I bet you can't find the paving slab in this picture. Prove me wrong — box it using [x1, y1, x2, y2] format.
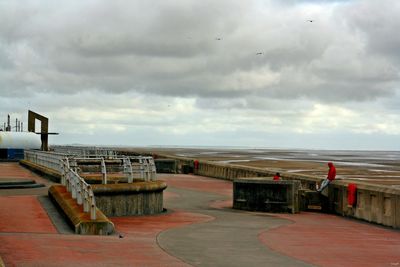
[0, 195, 57, 233]
[261, 212, 400, 267]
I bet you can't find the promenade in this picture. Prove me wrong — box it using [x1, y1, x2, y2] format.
[0, 162, 399, 266]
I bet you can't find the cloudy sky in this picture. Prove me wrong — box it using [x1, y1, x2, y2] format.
[1, 0, 400, 150]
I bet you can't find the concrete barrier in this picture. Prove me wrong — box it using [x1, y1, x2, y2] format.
[91, 181, 167, 216]
[152, 154, 400, 229]
[330, 181, 400, 228]
[233, 178, 300, 213]
[154, 159, 178, 173]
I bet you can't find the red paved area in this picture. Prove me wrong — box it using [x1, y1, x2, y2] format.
[1, 165, 400, 266]
[0, 162, 50, 185]
[0, 211, 212, 266]
[0, 164, 214, 266]
[260, 212, 400, 267]
[0, 163, 37, 179]
[162, 174, 400, 267]
[0, 196, 57, 233]
[160, 174, 232, 196]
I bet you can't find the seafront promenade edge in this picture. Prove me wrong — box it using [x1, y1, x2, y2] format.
[144, 152, 400, 229]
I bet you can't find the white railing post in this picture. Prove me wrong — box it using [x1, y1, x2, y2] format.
[149, 158, 156, 181]
[77, 179, 83, 205]
[89, 190, 96, 220]
[71, 174, 77, 199]
[144, 158, 151, 181]
[139, 158, 145, 180]
[60, 160, 65, 185]
[101, 158, 107, 184]
[66, 171, 71, 192]
[123, 157, 133, 183]
[83, 185, 89, 212]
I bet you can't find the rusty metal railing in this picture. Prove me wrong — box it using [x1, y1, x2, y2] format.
[70, 156, 157, 183]
[24, 151, 157, 183]
[24, 150, 65, 173]
[61, 158, 97, 220]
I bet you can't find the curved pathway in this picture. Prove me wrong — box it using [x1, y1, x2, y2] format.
[160, 174, 400, 267]
[159, 187, 310, 266]
[158, 174, 311, 266]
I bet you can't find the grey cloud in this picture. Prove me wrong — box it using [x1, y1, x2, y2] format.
[344, 1, 400, 62]
[1, 0, 400, 104]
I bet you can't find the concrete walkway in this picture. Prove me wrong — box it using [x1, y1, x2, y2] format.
[1, 163, 400, 266]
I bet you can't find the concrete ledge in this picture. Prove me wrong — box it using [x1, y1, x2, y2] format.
[91, 181, 167, 216]
[80, 173, 143, 184]
[20, 159, 61, 183]
[48, 185, 115, 235]
[91, 180, 167, 194]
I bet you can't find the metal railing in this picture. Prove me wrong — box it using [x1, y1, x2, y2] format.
[24, 150, 157, 184]
[122, 156, 157, 182]
[52, 145, 117, 158]
[24, 150, 65, 173]
[61, 158, 97, 220]
[70, 156, 157, 183]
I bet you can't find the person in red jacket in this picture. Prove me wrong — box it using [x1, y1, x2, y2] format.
[317, 162, 336, 192]
[273, 172, 281, 181]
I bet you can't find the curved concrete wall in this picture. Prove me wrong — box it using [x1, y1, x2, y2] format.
[92, 181, 167, 216]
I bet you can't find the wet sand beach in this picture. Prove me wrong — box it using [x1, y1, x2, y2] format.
[119, 147, 400, 187]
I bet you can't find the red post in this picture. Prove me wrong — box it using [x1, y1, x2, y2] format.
[347, 183, 357, 207]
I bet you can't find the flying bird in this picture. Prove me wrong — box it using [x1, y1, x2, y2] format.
[306, 20, 314, 22]
[256, 52, 263, 55]
[215, 37, 222, 41]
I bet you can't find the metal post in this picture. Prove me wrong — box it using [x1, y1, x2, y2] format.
[7, 114, 10, 131]
[71, 173, 77, 199]
[101, 158, 107, 184]
[144, 158, 150, 181]
[139, 158, 145, 180]
[61, 160, 66, 185]
[124, 157, 133, 183]
[83, 186, 89, 212]
[77, 180, 82, 205]
[89, 190, 96, 220]
[66, 171, 71, 192]
[150, 158, 157, 181]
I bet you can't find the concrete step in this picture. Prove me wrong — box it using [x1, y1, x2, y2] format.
[0, 178, 45, 189]
[48, 185, 114, 235]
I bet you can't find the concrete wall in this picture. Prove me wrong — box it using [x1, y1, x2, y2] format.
[233, 178, 300, 213]
[330, 182, 400, 228]
[91, 181, 167, 217]
[157, 155, 400, 229]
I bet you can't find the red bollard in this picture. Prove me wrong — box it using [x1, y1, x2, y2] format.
[347, 183, 357, 207]
[194, 160, 199, 175]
